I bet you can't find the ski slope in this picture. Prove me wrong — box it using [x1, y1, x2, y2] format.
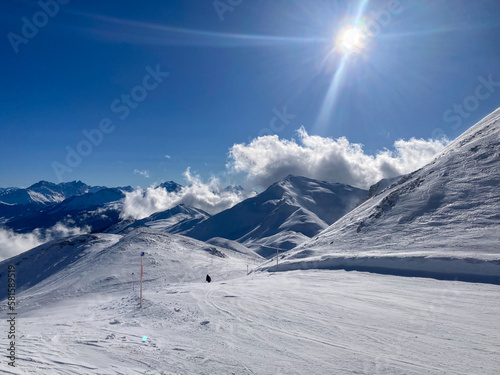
[0, 268, 498, 374]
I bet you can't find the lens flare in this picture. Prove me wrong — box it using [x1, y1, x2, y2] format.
[338, 26, 366, 53]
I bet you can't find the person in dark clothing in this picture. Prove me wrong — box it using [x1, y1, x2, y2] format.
[206, 274, 211, 283]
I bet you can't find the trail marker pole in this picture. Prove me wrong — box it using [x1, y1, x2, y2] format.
[276, 247, 279, 269]
[140, 252, 145, 307]
[247, 265, 248, 275]
[132, 272, 135, 291]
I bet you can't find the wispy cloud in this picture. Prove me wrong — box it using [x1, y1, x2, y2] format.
[134, 169, 151, 178]
[0, 222, 91, 261]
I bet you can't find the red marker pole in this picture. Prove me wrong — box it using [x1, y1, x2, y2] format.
[140, 252, 145, 307]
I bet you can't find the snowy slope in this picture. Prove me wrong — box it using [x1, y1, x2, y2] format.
[367, 175, 402, 199]
[187, 175, 368, 257]
[0, 228, 253, 303]
[259, 108, 500, 281]
[122, 204, 211, 235]
[206, 237, 263, 259]
[0, 266, 498, 374]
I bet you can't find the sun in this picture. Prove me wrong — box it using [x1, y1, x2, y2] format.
[337, 26, 366, 54]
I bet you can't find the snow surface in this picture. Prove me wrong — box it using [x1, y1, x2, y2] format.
[206, 237, 262, 259]
[0, 239, 498, 374]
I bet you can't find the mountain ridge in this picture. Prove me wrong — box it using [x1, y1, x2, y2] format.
[186, 175, 368, 257]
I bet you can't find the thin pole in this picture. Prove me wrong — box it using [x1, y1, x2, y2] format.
[140, 252, 144, 307]
[247, 265, 248, 275]
[132, 273, 135, 291]
[276, 247, 279, 269]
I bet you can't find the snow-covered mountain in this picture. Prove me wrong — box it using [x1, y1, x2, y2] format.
[0, 180, 110, 224]
[0, 180, 104, 206]
[157, 180, 183, 192]
[5, 187, 132, 233]
[187, 175, 368, 257]
[259, 108, 500, 282]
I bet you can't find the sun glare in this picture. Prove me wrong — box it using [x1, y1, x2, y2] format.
[337, 26, 366, 53]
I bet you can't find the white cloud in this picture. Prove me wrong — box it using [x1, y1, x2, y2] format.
[0, 222, 90, 261]
[134, 169, 151, 178]
[165, 155, 171, 159]
[121, 127, 448, 220]
[227, 127, 449, 189]
[121, 168, 254, 220]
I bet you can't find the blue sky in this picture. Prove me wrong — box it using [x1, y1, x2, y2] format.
[1, 0, 500, 189]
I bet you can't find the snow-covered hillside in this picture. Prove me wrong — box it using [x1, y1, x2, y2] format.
[121, 204, 211, 235]
[257, 108, 500, 281]
[0, 228, 252, 303]
[187, 175, 368, 257]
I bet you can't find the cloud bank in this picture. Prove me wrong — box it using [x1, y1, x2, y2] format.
[0, 222, 90, 261]
[121, 168, 254, 220]
[227, 127, 449, 189]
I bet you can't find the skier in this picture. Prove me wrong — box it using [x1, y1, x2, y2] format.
[206, 274, 212, 283]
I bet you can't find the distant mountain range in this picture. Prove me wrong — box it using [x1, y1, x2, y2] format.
[0, 181, 106, 225]
[0, 176, 370, 258]
[0, 180, 105, 206]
